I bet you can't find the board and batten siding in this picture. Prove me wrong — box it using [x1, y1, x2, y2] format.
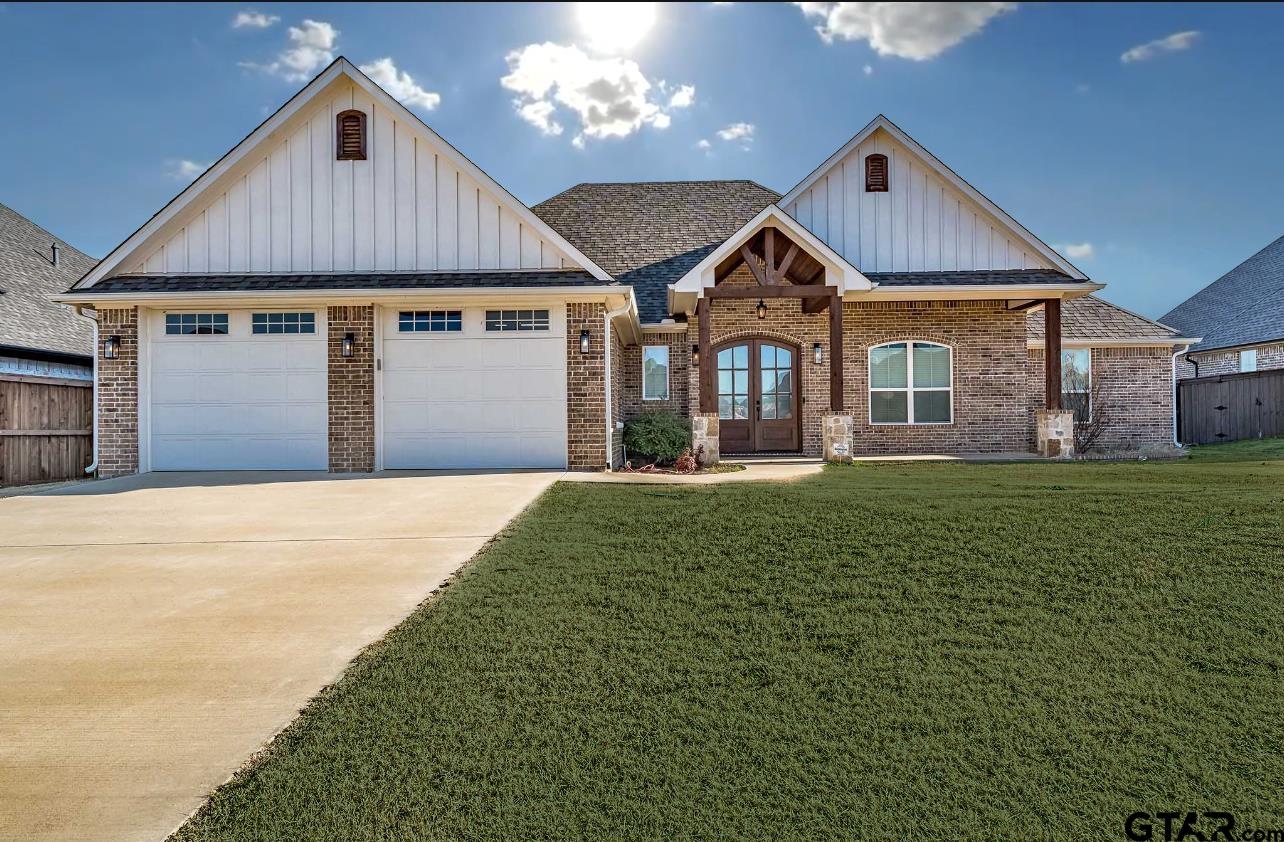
[134, 86, 575, 276]
[786, 129, 1052, 274]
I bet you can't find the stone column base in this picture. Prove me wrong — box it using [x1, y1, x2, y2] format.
[822, 414, 854, 463]
[692, 413, 720, 466]
[1036, 409, 1075, 459]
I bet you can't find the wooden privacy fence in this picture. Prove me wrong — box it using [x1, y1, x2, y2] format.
[0, 374, 93, 486]
[1178, 368, 1284, 445]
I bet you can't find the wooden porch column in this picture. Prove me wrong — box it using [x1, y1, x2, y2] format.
[697, 297, 713, 413]
[1044, 297, 1062, 410]
[829, 290, 844, 411]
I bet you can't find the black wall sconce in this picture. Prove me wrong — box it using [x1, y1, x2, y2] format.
[813, 342, 823, 365]
[340, 332, 355, 358]
[579, 328, 592, 354]
[691, 343, 700, 366]
[103, 335, 121, 360]
[756, 298, 767, 320]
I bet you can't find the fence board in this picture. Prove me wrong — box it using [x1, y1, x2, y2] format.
[0, 378, 93, 486]
[1178, 368, 1284, 445]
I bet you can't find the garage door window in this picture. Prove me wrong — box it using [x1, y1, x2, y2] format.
[252, 312, 316, 334]
[485, 309, 549, 332]
[165, 313, 228, 335]
[399, 310, 462, 333]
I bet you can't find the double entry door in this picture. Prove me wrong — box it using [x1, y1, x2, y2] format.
[715, 339, 800, 453]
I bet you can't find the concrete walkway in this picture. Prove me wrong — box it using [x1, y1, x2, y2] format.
[0, 470, 559, 842]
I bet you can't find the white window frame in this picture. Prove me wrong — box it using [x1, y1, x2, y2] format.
[1062, 347, 1092, 423]
[251, 311, 317, 335]
[164, 312, 230, 336]
[484, 309, 550, 332]
[1240, 349, 1258, 373]
[398, 310, 462, 334]
[868, 341, 953, 425]
[642, 345, 670, 401]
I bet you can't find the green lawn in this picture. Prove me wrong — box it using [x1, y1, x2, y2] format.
[176, 439, 1284, 840]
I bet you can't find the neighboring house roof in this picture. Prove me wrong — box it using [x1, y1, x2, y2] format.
[1027, 295, 1187, 345]
[90, 270, 606, 294]
[0, 201, 96, 359]
[1159, 234, 1284, 353]
[532, 180, 780, 323]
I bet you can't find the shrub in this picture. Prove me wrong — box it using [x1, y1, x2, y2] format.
[623, 412, 692, 466]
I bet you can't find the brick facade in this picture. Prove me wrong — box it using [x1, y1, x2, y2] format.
[567, 302, 607, 470]
[1175, 343, 1284, 380]
[97, 307, 139, 477]
[620, 330, 691, 421]
[327, 305, 375, 473]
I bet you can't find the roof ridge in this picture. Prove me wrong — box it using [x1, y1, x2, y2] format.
[0, 201, 96, 263]
[1086, 294, 1181, 335]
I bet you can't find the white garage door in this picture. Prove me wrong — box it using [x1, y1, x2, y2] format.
[381, 306, 567, 469]
[147, 310, 328, 470]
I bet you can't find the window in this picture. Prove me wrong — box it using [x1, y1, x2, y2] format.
[399, 310, 462, 333]
[642, 346, 670, 401]
[165, 313, 228, 335]
[336, 109, 367, 161]
[865, 153, 889, 192]
[252, 312, 316, 334]
[485, 309, 549, 332]
[1062, 348, 1091, 422]
[869, 341, 951, 424]
[1240, 349, 1258, 373]
[716, 345, 750, 420]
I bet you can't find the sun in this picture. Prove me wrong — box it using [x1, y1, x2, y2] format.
[576, 2, 657, 54]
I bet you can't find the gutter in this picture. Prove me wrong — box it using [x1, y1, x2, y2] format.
[72, 306, 99, 475]
[52, 284, 629, 306]
[1172, 344, 1190, 446]
[603, 300, 632, 471]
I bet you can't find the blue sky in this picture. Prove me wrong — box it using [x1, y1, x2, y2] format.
[3, 2, 1282, 318]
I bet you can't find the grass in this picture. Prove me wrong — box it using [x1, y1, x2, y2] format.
[176, 439, 1284, 840]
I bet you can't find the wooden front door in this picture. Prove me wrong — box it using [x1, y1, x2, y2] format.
[715, 339, 801, 454]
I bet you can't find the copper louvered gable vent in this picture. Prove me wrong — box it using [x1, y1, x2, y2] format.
[336, 110, 367, 161]
[865, 153, 888, 192]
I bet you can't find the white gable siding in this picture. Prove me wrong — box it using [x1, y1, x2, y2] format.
[128, 85, 577, 276]
[786, 129, 1052, 274]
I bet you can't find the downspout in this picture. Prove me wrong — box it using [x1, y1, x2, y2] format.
[1172, 345, 1189, 446]
[603, 301, 631, 471]
[74, 305, 100, 475]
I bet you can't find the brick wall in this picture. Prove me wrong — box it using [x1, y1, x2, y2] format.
[97, 307, 139, 477]
[1176, 343, 1284, 380]
[619, 330, 690, 421]
[1028, 346, 1174, 451]
[567, 302, 607, 470]
[327, 305, 375, 472]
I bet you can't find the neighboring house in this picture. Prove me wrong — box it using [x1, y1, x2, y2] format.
[1, 202, 99, 486]
[1162, 235, 1284, 379]
[57, 58, 1189, 476]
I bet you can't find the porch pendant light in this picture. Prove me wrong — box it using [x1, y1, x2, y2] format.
[756, 298, 767, 320]
[340, 332, 355, 358]
[579, 329, 592, 354]
[103, 335, 120, 360]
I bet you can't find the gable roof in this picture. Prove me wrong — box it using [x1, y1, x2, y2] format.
[1159, 234, 1284, 353]
[1027, 294, 1190, 346]
[0, 202, 96, 359]
[780, 115, 1087, 280]
[533, 180, 779, 323]
[75, 57, 612, 288]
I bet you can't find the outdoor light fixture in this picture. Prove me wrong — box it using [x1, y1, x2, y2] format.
[813, 342, 823, 365]
[103, 335, 120, 360]
[341, 332, 355, 358]
[579, 328, 592, 354]
[756, 298, 767, 320]
[691, 343, 700, 366]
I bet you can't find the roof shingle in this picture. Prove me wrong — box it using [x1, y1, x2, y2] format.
[0, 202, 96, 358]
[1159, 234, 1284, 353]
[87, 270, 604, 294]
[1027, 295, 1184, 344]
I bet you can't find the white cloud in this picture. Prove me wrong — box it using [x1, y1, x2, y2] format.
[1121, 30, 1200, 64]
[358, 57, 441, 111]
[168, 159, 210, 181]
[696, 138, 712, 149]
[863, 63, 874, 75]
[794, 2, 1015, 60]
[1056, 242, 1094, 260]
[233, 10, 279, 29]
[502, 42, 693, 145]
[716, 122, 755, 143]
[241, 19, 337, 81]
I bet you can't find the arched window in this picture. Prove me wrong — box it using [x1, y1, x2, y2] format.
[869, 341, 952, 424]
[336, 109, 367, 161]
[865, 153, 889, 192]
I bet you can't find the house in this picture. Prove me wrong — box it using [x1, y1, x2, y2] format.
[1, 202, 97, 485]
[1162, 234, 1284, 379]
[57, 58, 1191, 476]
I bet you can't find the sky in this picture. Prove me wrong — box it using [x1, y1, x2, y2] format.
[3, 1, 1283, 319]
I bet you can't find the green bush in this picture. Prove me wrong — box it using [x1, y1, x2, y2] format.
[623, 412, 691, 466]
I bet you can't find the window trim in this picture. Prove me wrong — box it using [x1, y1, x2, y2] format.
[1061, 347, 1092, 423]
[484, 309, 551, 332]
[1240, 349, 1258, 373]
[164, 312, 230, 336]
[397, 310, 463, 334]
[336, 109, 367, 161]
[867, 341, 953, 425]
[641, 345, 670, 402]
[251, 311, 317, 335]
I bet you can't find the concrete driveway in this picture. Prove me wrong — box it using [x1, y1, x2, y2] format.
[0, 470, 560, 842]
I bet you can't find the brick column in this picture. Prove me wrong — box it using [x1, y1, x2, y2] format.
[98, 307, 139, 478]
[567, 302, 607, 470]
[327, 305, 375, 473]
